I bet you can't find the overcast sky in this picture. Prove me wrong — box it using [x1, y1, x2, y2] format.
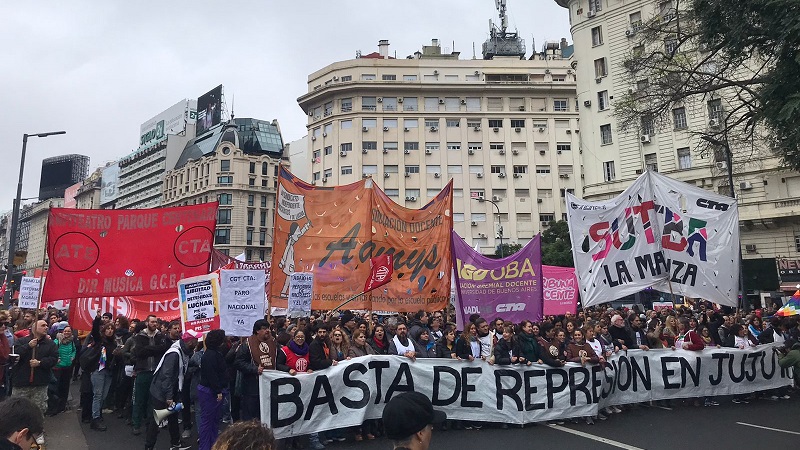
[0, 0, 570, 212]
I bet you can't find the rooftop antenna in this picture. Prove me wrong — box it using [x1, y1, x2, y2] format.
[483, 0, 525, 59]
[472, 42, 476, 59]
[496, 0, 509, 33]
[230, 94, 235, 120]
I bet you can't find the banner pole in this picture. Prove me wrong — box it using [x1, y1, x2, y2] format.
[331, 292, 365, 314]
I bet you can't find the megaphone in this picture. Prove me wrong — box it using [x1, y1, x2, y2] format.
[153, 402, 183, 425]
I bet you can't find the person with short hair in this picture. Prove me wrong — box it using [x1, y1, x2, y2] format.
[0, 397, 44, 450]
[198, 329, 229, 450]
[12, 320, 58, 413]
[383, 392, 446, 450]
[210, 420, 275, 450]
[131, 314, 169, 435]
[234, 319, 277, 422]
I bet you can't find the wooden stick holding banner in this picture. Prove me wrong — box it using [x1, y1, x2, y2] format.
[331, 255, 393, 314]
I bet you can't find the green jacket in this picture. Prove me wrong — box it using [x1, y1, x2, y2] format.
[55, 338, 77, 368]
[778, 343, 800, 372]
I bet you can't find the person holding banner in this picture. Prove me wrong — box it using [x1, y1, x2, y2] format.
[368, 325, 389, 355]
[434, 326, 457, 360]
[234, 319, 277, 422]
[11, 320, 58, 413]
[455, 322, 479, 361]
[389, 323, 423, 361]
[276, 329, 323, 450]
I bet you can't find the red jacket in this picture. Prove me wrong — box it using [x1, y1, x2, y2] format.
[0, 333, 9, 384]
[679, 329, 704, 351]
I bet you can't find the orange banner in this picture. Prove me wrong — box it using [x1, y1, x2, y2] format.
[269, 167, 452, 312]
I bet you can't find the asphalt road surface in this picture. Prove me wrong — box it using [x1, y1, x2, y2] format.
[45, 390, 799, 450]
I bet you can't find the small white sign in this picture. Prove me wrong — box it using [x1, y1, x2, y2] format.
[19, 277, 41, 309]
[287, 272, 313, 318]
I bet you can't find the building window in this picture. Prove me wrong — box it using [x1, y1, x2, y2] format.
[556, 143, 571, 152]
[261, 162, 268, 176]
[403, 97, 418, 111]
[489, 143, 504, 151]
[220, 160, 231, 171]
[340, 75, 352, 82]
[382, 98, 398, 112]
[341, 166, 353, 175]
[510, 119, 525, 128]
[363, 118, 377, 129]
[424, 97, 439, 111]
[597, 90, 609, 111]
[363, 141, 377, 151]
[218, 193, 232, 205]
[665, 36, 679, 55]
[217, 209, 232, 225]
[490, 165, 504, 174]
[362, 97, 377, 111]
[403, 75, 417, 81]
[645, 153, 658, 172]
[248, 178, 256, 186]
[382, 74, 396, 81]
[708, 99, 723, 123]
[247, 210, 254, 226]
[383, 142, 398, 152]
[340, 119, 352, 129]
[444, 142, 459, 151]
[324, 168, 332, 178]
[594, 58, 608, 78]
[589, 0, 602, 13]
[641, 115, 655, 136]
[214, 229, 230, 245]
[446, 119, 460, 128]
[603, 161, 616, 181]
[465, 98, 481, 112]
[404, 119, 418, 129]
[426, 142, 440, 152]
[513, 165, 528, 174]
[324, 146, 332, 156]
[341, 98, 352, 112]
[677, 147, 692, 169]
[217, 175, 233, 185]
[261, 195, 267, 207]
[488, 119, 503, 128]
[383, 118, 398, 128]
[259, 231, 266, 246]
[591, 26, 603, 46]
[553, 99, 568, 112]
[340, 143, 352, 153]
[313, 150, 321, 160]
[630, 11, 642, 29]
[673, 107, 688, 129]
[247, 194, 254, 206]
[361, 74, 376, 81]
[260, 211, 267, 227]
[425, 118, 439, 128]
[324, 102, 333, 116]
[600, 124, 613, 145]
[246, 229, 253, 245]
[249, 162, 255, 174]
[535, 166, 550, 174]
[404, 142, 419, 151]
[405, 165, 420, 174]
[445, 97, 460, 111]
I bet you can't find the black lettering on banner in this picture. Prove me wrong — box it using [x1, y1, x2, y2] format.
[432, 366, 461, 406]
[341, 363, 369, 409]
[600, 365, 615, 398]
[368, 360, 391, 404]
[494, 370, 522, 411]
[384, 363, 414, 402]
[728, 353, 746, 383]
[523, 369, 546, 411]
[591, 365, 604, 403]
[681, 357, 701, 387]
[661, 357, 681, 389]
[616, 357, 632, 391]
[568, 367, 591, 406]
[304, 375, 337, 420]
[271, 377, 303, 428]
[546, 369, 568, 409]
[709, 353, 726, 386]
[461, 367, 483, 408]
[761, 350, 775, 379]
[745, 352, 759, 382]
[631, 356, 652, 391]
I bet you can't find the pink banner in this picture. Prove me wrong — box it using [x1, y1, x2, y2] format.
[542, 265, 578, 316]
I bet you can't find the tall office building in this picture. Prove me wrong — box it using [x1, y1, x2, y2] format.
[163, 118, 286, 261]
[555, 0, 795, 296]
[297, 38, 579, 251]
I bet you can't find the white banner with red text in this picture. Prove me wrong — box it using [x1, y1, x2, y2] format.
[260, 345, 790, 438]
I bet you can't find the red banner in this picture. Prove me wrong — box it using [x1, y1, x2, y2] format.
[42, 203, 218, 302]
[67, 294, 180, 331]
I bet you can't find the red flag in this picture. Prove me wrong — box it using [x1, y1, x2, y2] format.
[364, 254, 393, 293]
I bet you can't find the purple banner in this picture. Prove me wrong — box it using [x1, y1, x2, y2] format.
[452, 231, 543, 326]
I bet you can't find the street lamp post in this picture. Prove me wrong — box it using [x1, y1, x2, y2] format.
[4, 131, 66, 304]
[472, 197, 504, 257]
[701, 135, 747, 311]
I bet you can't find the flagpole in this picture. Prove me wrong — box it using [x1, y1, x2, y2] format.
[331, 292, 366, 314]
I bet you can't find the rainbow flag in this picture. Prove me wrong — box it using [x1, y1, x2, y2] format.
[776, 290, 800, 317]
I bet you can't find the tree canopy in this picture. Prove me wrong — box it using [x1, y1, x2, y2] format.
[541, 220, 574, 267]
[616, 0, 800, 168]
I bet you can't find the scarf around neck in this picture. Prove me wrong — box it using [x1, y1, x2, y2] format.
[287, 340, 309, 356]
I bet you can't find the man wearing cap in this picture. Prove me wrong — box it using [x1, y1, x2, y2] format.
[339, 312, 357, 339]
[383, 392, 446, 450]
[144, 323, 198, 450]
[234, 319, 277, 421]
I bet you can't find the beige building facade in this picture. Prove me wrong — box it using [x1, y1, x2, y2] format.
[556, 0, 800, 293]
[21, 198, 63, 271]
[162, 120, 286, 262]
[297, 40, 580, 251]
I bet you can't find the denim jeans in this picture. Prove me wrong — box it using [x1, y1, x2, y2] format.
[91, 369, 113, 419]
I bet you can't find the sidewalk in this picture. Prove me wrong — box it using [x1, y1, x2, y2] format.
[42, 406, 89, 450]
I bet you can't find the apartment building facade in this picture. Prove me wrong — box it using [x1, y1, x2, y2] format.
[162, 119, 286, 261]
[556, 0, 799, 293]
[297, 40, 580, 251]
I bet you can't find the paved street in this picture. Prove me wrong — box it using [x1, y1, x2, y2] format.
[43, 386, 800, 450]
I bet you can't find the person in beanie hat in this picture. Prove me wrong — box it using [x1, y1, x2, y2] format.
[382, 392, 446, 450]
[339, 312, 357, 338]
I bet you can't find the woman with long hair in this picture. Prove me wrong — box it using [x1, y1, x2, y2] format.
[435, 326, 458, 359]
[198, 329, 229, 450]
[348, 329, 375, 358]
[368, 325, 389, 355]
[662, 315, 678, 347]
[455, 322, 479, 361]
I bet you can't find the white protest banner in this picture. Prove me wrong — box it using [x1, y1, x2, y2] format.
[178, 273, 221, 334]
[566, 170, 739, 307]
[18, 277, 41, 309]
[260, 345, 790, 438]
[220, 269, 266, 336]
[287, 272, 313, 318]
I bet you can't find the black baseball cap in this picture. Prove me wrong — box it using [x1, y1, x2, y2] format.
[382, 392, 446, 440]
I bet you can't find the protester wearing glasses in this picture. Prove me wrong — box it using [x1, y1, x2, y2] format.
[0, 397, 44, 450]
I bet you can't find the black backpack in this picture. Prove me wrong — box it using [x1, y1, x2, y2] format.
[79, 343, 102, 372]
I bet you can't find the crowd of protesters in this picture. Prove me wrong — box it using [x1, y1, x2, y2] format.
[0, 299, 799, 450]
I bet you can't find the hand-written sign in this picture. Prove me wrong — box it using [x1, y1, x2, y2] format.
[287, 272, 313, 318]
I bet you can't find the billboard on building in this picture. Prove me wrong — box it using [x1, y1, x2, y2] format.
[39, 154, 90, 200]
[197, 85, 223, 136]
[100, 163, 120, 205]
[139, 99, 198, 149]
[63, 182, 81, 208]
